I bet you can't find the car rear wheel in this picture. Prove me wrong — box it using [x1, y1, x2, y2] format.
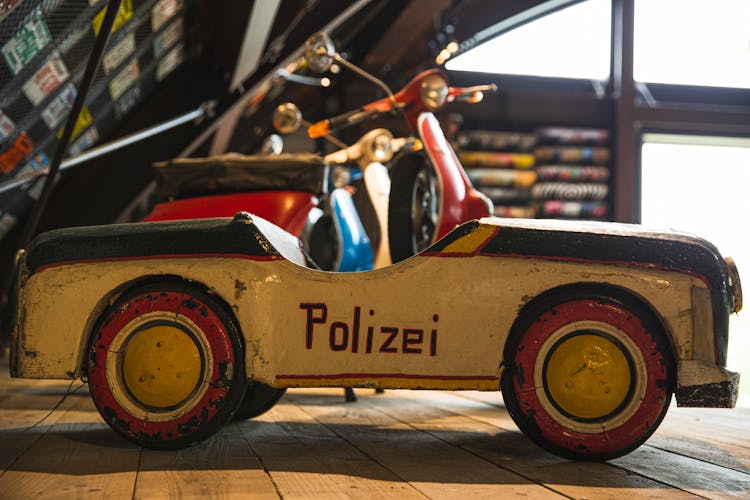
[501, 291, 675, 460]
[233, 382, 286, 420]
[87, 282, 246, 449]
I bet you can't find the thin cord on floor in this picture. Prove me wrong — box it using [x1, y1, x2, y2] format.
[27, 378, 86, 430]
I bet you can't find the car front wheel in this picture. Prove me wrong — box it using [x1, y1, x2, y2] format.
[87, 282, 246, 449]
[501, 291, 675, 460]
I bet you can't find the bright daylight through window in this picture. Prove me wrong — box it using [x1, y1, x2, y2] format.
[641, 136, 750, 406]
[634, 0, 750, 88]
[445, 0, 611, 80]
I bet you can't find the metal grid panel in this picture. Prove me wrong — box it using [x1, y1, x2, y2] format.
[0, 0, 192, 240]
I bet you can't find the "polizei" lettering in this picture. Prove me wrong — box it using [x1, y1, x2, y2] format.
[299, 303, 438, 356]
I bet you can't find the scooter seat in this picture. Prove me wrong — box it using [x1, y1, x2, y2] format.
[153, 153, 328, 199]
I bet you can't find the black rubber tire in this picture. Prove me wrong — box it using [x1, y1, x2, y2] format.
[388, 153, 439, 263]
[501, 288, 675, 461]
[307, 213, 338, 271]
[233, 382, 287, 420]
[87, 281, 247, 449]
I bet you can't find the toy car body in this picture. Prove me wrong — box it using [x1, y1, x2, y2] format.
[8, 212, 742, 460]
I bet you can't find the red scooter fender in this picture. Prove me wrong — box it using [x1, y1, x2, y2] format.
[417, 112, 492, 238]
[142, 191, 317, 236]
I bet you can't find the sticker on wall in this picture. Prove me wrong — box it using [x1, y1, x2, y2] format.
[115, 83, 141, 119]
[152, 0, 184, 32]
[56, 107, 92, 141]
[109, 59, 139, 100]
[41, 83, 77, 130]
[16, 152, 50, 179]
[92, 0, 134, 36]
[156, 43, 184, 82]
[0, 212, 18, 240]
[68, 126, 99, 156]
[102, 32, 136, 74]
[0, 133, 34, 174]
[2, 8, 51, 76]
[0, 111, 16, 142]
[22, 53, 70, 106]
[154, 17, 183, 59]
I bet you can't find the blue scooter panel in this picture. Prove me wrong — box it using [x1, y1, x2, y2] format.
[330, 188, 374, 272]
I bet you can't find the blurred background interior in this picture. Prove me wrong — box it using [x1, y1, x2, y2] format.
[0, 0, 748, 401]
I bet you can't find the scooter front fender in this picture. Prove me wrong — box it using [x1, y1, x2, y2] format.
[417, 112, 492, 237]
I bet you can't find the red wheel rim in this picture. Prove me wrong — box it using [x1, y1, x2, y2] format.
[88, 289, 237, 444]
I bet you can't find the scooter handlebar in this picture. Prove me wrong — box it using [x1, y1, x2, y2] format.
[323, 128, 416, 168]
[448, 83, 497, 104]
[308, 76, 496, 139]
[308, 107, 381, 139]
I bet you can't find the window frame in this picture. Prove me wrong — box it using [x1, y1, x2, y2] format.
[438, 0, 750, 223]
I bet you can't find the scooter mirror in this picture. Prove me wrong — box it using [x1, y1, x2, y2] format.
[420, 73, 449, 110]
[273, 102, 302, 134]
[304, 32, 336, 73]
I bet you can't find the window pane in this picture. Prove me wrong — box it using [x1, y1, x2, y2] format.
[634, 0, 750, 89]
[641, 135, 750, 406]
[445, 0, 611, 80]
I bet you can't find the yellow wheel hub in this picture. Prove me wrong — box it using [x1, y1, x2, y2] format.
[122, 323, 203, 408]
[544, 333, 632, 420]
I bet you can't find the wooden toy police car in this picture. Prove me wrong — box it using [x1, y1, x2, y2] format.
[8, 212, 742, 460]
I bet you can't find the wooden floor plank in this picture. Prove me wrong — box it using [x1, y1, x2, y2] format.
[451, 390, 750, 478]
[647, 434, 750, 475]
[0, 379, 87, 473]
[134, 423, 279, 500]
[344, 389, 696, 499]
[1, 359, 749, 500]
[284, 389, 565, 499]
[391, 389, 750, 498]
[613, 448, 750, 499]
[239, 398, 427, 499]
[0, 388, 140, 500]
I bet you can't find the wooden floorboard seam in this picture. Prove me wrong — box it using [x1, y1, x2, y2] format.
[130, 446, 143, 500]
[606, 461, 710, 499]
[378, 390, 742, 497]
[359, 398, 576, 499]
[233, 421, 284, 500]
[643, 443, 750, 477]
[2, 379, 748, 498]
[418, 390, 750, 497]
[293, 404, 432, 499]
[429, 388, 750, 469]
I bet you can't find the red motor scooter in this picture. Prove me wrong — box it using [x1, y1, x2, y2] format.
[303, 32, 495, 262]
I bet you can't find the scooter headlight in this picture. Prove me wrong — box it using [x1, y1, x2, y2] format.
[366, 132, 393, 164]
[420, 73, 449, 110]
[331, 166, 351, 188]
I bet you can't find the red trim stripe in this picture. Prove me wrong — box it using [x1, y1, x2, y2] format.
[420, 251, 476, 258]
[276, 373, 498, 381]
[35, 253, 283, 272]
